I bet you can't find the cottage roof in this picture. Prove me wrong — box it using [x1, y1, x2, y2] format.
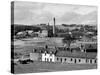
[55, 51, 97, 59]
[33, 47, 56, 53]
[84, 44, 97, 49]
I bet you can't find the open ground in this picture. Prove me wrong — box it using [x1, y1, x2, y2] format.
[14, 61, 97, 74]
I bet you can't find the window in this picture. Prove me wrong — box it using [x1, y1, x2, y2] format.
[95, 59, 97, 63]
[45, 58, 46, 61]
[50, 59, 52, 62]
[74, 59, 76, 63]
[57, 58, 59, 60]
[86, 59, 88, 63]
[71, 58, 72, 61]
[90, 59, 92, 64]
[65, 58, 66, 61]
[79, 59, 81, 62]
[60, 58, 62, 62]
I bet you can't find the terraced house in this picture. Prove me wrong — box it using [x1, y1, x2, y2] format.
[41, 51, 97, 64]
[30, 47, 97, 64]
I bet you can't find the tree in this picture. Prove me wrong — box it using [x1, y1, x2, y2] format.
[62, 34, 76, 52]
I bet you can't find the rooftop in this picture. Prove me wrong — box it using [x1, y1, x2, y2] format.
[32, 46, 97, 59]
[55, 51, 97, 59]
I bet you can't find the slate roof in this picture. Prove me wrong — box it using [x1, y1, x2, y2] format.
[84, 44, 97, 49]
[33, 47, 56, 53]
[33, 47, 97, 59]
[55, 51, 97, 59]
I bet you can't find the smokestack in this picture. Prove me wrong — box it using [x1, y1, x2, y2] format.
[53, 17, 56, 36]
[48, 22, 49, 26]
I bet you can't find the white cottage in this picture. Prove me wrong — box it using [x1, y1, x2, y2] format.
[42, 51, 55, 62]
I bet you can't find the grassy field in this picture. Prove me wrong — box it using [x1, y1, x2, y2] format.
[13, 38, 64, 55]
[13, 38, 97, 74]
[14, 62, 97, 74]
[13, 37, 80, 53]
[14, 38, 64, 47]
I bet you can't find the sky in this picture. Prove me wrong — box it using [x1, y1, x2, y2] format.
[12, 1, 97, 25]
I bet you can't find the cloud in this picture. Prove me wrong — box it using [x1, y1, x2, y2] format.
[13, 1, 97, 25]
[68, 11, 97, 24]
[74, 6, 97, 15]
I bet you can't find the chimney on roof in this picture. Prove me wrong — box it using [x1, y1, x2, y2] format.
[45, 45, 48, 49]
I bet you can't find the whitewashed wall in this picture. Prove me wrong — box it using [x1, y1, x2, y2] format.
[42, 53, 55, 62]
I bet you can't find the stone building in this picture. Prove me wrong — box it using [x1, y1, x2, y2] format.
[29, 49, 41, 61]
[39, 29, 48, 37]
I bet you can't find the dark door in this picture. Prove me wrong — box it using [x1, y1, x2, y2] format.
[75, 59, 76, 63]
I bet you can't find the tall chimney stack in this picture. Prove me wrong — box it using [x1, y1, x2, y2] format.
[53, 17, 56, 36]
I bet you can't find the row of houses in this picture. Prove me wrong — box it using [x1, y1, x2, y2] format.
[29, 48, 97, 64]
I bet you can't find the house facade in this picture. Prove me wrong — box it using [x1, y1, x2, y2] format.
[42, 51, 55, 62]
[30, 53, 40, 61]
[55, 56, 97, 64]
[41, 51, 97, 64]
[39, 30, 48, 37]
